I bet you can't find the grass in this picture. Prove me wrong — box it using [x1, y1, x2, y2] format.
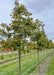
[0, 53, 36, 73]
[0, 53, 17, 62]
[0, 51, 35, 62]
[46, 54, 54, 75]
[0, 49, 53, 75]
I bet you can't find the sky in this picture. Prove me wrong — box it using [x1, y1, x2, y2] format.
[0, 0, 54, 42]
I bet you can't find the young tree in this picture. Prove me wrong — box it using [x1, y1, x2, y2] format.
[10, 0, 33, 75]
[30, 19, 47, 72]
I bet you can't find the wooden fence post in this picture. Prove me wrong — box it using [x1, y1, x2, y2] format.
[37, 51, 40, 73]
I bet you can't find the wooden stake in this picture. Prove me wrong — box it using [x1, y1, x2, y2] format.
[37, 51, 40, 73]
[19, 50, 21, 75]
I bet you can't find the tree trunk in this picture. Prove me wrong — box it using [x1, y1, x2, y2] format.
[16, 51, 17, 64]
[37, 51, 40, 73]
[19, 50, 21, 75]
[26, 52, 27, 60]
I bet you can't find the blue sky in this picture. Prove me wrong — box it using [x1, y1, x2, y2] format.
[0, 0, 54, 42]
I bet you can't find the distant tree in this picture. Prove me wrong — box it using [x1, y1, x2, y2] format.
[37, 36, 49, 50]
[48, 40, 53, 49]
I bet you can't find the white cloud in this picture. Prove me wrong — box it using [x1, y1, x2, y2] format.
[52, 40, 54, 43]
[20, 0, 54, 12]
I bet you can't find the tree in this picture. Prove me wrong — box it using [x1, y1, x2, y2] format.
[9, 0, 33, 75]
[30, 19, 47, 72]
[0, 0, 33, 74]
[0, 23, 11, 39]
[0, 23, 12, 50]
[37, 36, 48, 50]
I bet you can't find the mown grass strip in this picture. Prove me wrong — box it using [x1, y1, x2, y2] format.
[46, 54, 54, 75]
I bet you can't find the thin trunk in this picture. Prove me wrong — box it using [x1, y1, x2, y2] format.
[19, 51, 21, 75]
[37, 51, 40, 73]
[32, 50, 33, 59]
[43, 50, 45, 58]
[45, 50, 46, 58]
[16, 51, 17, 64]
[26, 52, 27, 60]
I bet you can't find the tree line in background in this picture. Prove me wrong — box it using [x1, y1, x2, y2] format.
[0, 0, 54, 75]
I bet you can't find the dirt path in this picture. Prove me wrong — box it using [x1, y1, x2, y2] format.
[30, 52, 54, 75]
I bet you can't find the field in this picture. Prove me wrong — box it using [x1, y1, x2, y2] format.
[46, 54, 54, 75]
[0, 49, 53, 75]
[0, 51, 36, 62]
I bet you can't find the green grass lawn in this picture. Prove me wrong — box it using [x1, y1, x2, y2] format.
[0, 49, 53, 75]
[46, 53, 54, 75]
